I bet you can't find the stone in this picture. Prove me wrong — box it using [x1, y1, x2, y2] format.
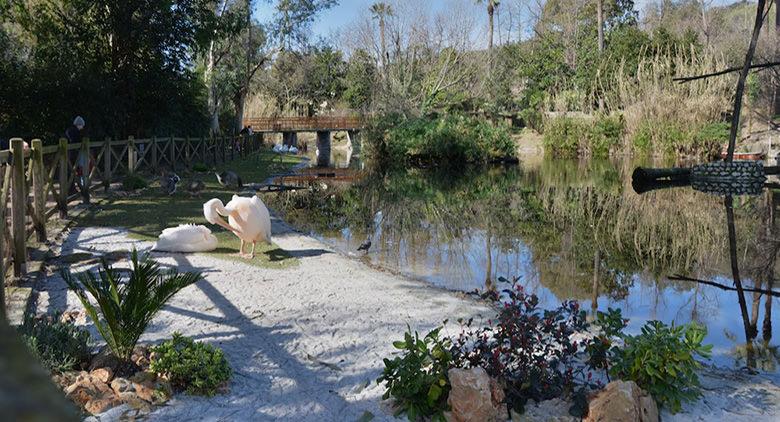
[512, 398, 578, 422]
[110, 372, 170, 404]
[118, 392, 152, 411]
[90, 367, 114, 383]
[65, 374, 114, 407]
[110, 377, 133, 395]
[445, 367, 507, 422]
[89, 350, 121, 372]
[84, 396, 122, 415]
[52, 371, 84, 391]
[585, 380, 658, 422]
[131, 345, 151, 369]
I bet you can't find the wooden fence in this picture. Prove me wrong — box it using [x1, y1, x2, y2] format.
[0, 134, 263, 285]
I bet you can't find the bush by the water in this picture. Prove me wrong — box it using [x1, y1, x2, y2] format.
[543, 114, 623, 157]
[610, 320, 712, 413]
[631, 120, 727, 157]
[122, 174, 148, 191]
[377, 326, 453, 421]
[367, 114, 516, 166]
[18, 314, 92, 373]
[378, 277, 713, 418]
[150, 332, 232, 396]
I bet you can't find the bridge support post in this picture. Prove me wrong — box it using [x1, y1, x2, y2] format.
[347, 130, 362, 155]
[282, 131, 298, 147]
[316, 130, 331, 167]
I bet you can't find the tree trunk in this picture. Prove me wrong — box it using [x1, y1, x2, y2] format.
[726, 0, 768, 161]
[487, 3, 495, 51]
[207, 40, 220, 135]
[380, 18, 387, 73]
[774, 3, 780, 117]
[725, 196, 757, 343]
[234, 90, 246, 135]
[597, 0, 604, 110]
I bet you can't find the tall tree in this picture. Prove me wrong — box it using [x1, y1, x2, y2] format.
[370, 2, 393, 73]
[477, 0, 500, 51]
[273, 0, 338, 51]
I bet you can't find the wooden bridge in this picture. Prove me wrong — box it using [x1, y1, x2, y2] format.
[242, 115, 364, 133]
[243, 115, 365, 166]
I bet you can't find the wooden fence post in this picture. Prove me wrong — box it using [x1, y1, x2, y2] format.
[103, 137, 111, 192]
[185, 136, 192, 169]
[31, 139, 46, 242]
[127, 136, 136, 173]
[151, 136, 158, 171]
[169, 135, 176, 172]
[10, 139, 26, 276]
[57, 139, 68, 219]
[79, 137, 90, 204]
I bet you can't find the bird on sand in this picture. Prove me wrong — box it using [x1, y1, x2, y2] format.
[152, 224, 218, 252]
[215, 170, 243, 189]
[357, 238, 372, 253]
[186, 179, 205, 197]
[203, 195, 271, 258]
[160, 171, 180, 195]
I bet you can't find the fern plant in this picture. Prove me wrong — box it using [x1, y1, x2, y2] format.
[63, 249, 202, 361]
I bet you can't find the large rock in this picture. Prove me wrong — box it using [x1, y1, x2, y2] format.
[90, 367, 114, 383]
[445, 367, 507, 422]
[585, 381, 658, 422]
[89, 350, 121, 372]
[64, 373, 115, 407]
[84, 396, 122, 415]
[111, 372, 171, 405]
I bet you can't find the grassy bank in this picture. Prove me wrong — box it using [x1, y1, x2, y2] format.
[79, 151, 301, 269]
[365, 114, 517, 166]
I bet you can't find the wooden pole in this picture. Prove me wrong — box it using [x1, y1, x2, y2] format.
[57, 139, 68, 219]
[10, 139, 26, 276]
[103, 137, 111, 192]
[169, 135, 176, 172]
[185, 136, 192, 168]
[127, 136, 136, 173]
[30, 140, 46, 242]
[151, 136, 158, 171]
[79, 137, 90, 204]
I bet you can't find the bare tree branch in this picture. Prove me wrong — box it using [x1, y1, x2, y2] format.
[673, 61, 780, 83]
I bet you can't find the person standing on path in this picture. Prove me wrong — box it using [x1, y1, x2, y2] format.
[65, 116, 89, 200]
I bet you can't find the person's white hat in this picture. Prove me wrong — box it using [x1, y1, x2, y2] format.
[73, 116, 85, 128]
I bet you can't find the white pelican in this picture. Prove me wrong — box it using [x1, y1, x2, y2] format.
[152, 224, 218, 252]
[203, 195, 272, 258]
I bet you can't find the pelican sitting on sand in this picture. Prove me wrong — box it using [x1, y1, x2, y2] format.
[152, 224, 218, 252]
[203, 195, 272, 258]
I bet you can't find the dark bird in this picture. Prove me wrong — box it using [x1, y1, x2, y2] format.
[160, 171, 180, 195]
[187, 179, 205, 197]
[215, 170, 243, 189]
[357, 238, 371, 253]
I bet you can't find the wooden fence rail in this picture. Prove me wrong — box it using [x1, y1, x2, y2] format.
[0, 133, 263, 290]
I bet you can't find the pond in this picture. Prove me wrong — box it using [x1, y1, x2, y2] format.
[266, 150, 780, 372]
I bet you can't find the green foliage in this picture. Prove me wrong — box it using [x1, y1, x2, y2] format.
[63, 250, 202, 361]
[370, 114, 515, 166]
[377, 326, 452, 422]
[122, 174, 148, 191]
[610, 321, 712, 413]
[631, 120, 725, 156]
[17, 314, 92, 373]
[543, 115, 623, 157]
[149, 332, 231, 396]
[343, 49, 376, 110]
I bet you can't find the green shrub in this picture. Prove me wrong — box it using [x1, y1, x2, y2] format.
[17, 314, 92, 373]
[149, 332, 231, 396]
[543, 115, 623, 157]
[610, 321, 712, 413]
[369, 114, 515, 166]
[631, 120, 725, 157]
[377, 326, 452, 421]
[122, 174, 148, 190]
[192, 162, 209, 172]
[63, 249, 202, 361]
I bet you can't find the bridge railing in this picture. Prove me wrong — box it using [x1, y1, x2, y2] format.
[243, 115, 364, 132]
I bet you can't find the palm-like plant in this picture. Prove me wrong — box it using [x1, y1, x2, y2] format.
[370, 2, 393, 71]
[63, 249, 202, 362]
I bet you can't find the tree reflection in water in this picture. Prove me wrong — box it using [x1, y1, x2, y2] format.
[265, 158, 780, 369]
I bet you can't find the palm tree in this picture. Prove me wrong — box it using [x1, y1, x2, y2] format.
[370, 2, 393, 73]
[477, 0, 500, 51]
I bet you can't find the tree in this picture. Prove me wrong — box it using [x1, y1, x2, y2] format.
[477, 0, 500, 51]
[273, 0, 338, 51]
[370, 2, 393, 73]
[343, 49, 377, 110]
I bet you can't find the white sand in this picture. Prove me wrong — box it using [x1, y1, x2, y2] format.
[34, 218, 780, 421]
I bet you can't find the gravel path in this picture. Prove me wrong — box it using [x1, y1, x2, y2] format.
[33, 217, 780, 421]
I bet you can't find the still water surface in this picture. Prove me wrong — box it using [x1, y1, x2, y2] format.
[269, 151, 780, 371]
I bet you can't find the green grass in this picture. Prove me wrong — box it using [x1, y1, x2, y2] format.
[80, 151, 302, 269]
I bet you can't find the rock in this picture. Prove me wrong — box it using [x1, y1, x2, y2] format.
[84, 397, 122, 415]
[445, 367, 507, 422]
[512, 398, 578, 422]
[585, 381, 658, 422]
[131, 345, 151, 369]
[90, 367, 114, 383]
[65, 374, 115, 407]
[117, 392, 152, 411]
[52, 371, 84, 391]
[111, 372, 171, 404]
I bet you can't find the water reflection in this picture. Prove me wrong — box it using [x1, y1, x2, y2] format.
[264, 157, 780, 370]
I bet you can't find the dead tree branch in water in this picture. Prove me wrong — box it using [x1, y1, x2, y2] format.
[669, 274, 780, 298]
